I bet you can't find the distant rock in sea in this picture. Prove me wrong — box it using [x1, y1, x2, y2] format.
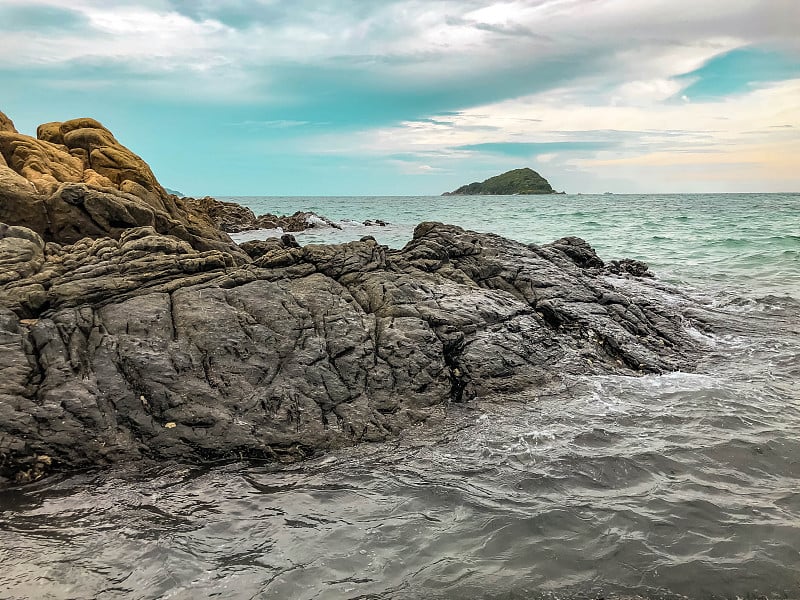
[443, 167, 558, 196]
[165, 187, 185, 197]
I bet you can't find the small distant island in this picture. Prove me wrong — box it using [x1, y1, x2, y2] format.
[442, 167, 560, 196]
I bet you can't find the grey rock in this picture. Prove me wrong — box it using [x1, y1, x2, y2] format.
[0, 221, 702, 484]
[189, 196, 342, 233]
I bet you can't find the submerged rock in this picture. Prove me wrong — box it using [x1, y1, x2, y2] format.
[0, 219, 702, 484]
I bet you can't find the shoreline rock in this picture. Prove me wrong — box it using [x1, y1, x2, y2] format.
[0, 110, 705, 485]
[0, 218, 702, 484]
[190, 196, 342, 234]
[0, 111, 247, 263]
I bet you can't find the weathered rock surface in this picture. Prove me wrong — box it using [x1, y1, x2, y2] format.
[0, 110, 704, 485]
[190, 195, 342, 233]
[0, 110, 245, 261]
[253, 210, 342, 232]
[0, 219, 702, 484]
[0, 112, 17, 134]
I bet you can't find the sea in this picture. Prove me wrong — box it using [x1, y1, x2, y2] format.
[1, 193, 798, 600]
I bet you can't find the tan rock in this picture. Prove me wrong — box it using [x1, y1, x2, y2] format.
[119, 179, 168, 212]
[60, 119, 166, 199]
[0, 111, 16, 133]
[0, 168, 49, 236]
[82, 168, 115, 189]
[0, 163, 36, 194]
[0, 132, 84, 194]
[36, 122, 64, 145]
[0, 110, 247, 262]
[59, 117, 106, 135]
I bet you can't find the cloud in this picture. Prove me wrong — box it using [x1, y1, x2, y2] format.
[457, 141, 616, 156]
[675, 47, 800, 100]
[2, 1, 798, 116]
[0, 4, 89, 31]
[388, 160, 445, 175]
[313, 74, 800, 192]
[1, 0, 798, 194]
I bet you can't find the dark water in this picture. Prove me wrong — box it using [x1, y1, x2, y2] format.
[1, 194, 799, 599]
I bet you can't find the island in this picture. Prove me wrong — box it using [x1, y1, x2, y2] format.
[442, 167, 558, 196]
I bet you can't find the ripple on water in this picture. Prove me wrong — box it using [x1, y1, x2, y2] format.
[3, 194, 800, 599]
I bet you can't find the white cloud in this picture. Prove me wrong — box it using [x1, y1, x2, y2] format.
[2, 0, 798, 191]
[3, 0, 796, 72]
[389, 160, 445, 174]
[306, 76, 800, 192]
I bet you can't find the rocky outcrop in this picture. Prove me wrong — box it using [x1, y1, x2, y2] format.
[0, 112, 17, 134]
[0, 220, 702, 484]
[253, 210, 342, 232]
[239, 235, 300, 260]
[0, 110, 246, 261]
[189, 197, 258, 232]
[0, 110, 705, 486]
[189, 196, 342, 234]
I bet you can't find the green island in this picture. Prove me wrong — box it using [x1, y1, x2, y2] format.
[442, 167, 559, 195]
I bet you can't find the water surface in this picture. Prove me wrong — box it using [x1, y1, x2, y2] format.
[1, 193, 798, 599]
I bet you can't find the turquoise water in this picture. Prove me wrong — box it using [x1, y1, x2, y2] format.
[227, 193, 800, 298]
[1, 194, 799, 600]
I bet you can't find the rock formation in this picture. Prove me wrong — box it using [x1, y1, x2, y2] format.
[0, 110, 704, 485]
[190, 195, 342, 234]
[0, 218, 702, 483]
[0, 111, 246, 261]
[443, 167, 557, 195]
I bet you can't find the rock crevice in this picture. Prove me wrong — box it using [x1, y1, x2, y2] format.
[0, 218, 702, 483]
[0, 110, 704, 485]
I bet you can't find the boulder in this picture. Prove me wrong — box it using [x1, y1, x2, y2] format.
[254, 210, 342, 232]
[188, 196, 342, 234]
[0, 220, 703, 483]
[0, 111, 17, 133]
[0, 131, 84, 194]
[189, 196, 258, 232]
[0, 110, 247, 262]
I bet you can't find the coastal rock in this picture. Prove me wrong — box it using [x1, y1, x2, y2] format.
[189, 195, 342, 233]
[0, 111, 246, 262]
[254, 210, 342, 232]
[0, 220, 702, 483]
[0, 111, 16, 133]
[189, 196, 258, 232]
[239, 234, 300, 260]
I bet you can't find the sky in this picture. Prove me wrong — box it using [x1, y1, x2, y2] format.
[1, 0, 799, 196]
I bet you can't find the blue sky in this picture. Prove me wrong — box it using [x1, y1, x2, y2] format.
[1, 0, 798, 195]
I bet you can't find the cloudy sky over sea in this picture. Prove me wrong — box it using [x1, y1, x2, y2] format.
[1, 0, 798, 195]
